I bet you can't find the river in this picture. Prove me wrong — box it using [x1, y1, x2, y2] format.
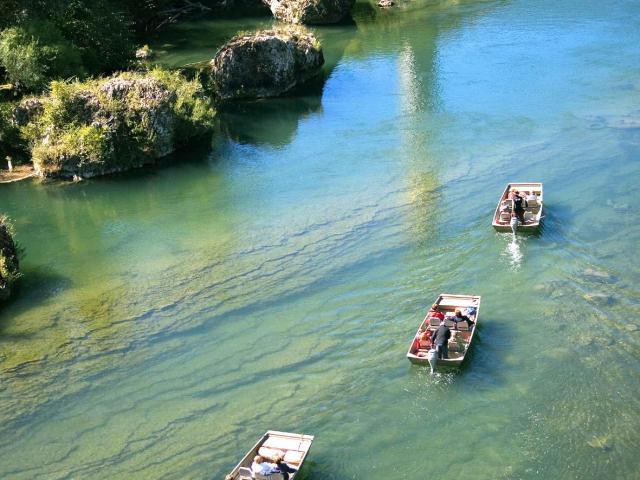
[1, 0, 639, 478]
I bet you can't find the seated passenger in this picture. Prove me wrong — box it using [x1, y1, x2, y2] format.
[419, 330, 433, 350]
[453, 308, 474, 325]
[252, 455, 296, 480]
[411, 329, 433, 354]
[427, 303, 445, 320]
[252, 455, 280, 477]
[411, 333, 421, 354]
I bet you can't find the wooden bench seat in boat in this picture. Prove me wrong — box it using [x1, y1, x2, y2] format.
[258, 447, 285, 460]
[257, 446, 305, 466]
[263, 436, 312, 452]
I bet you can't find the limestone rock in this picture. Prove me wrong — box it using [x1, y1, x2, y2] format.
[27, 71, 214, 178]
[0, 217, 20, 302]
[210, 28, 324, 100]
[12, 97, 44, 127]
[265, 0, 354, 24]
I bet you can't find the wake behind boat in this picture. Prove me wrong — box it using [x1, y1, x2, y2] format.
[406, 294, 481, 369]
[492, 182, 543, 232]
[227, 430, 314, 480]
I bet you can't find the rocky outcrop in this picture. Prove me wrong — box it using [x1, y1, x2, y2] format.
[0, 217, 20, 302]
[210, 28, 324, 100]
[264, 0, 354, 24]
[26, 70, 214, 178]
[12, 98, 44, 127]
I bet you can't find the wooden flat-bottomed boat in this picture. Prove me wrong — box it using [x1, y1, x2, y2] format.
[406, 293, 481, 367]
[226, 430, 314, 480]
[492, 182, 543, 232]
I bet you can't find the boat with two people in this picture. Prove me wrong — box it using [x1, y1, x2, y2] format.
[226, 430, 314, 480]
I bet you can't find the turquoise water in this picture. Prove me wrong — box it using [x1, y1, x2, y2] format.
[1, 0, 639, 478]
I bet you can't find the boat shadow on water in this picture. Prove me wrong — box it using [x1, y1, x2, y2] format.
[407, 318, 514, 387]
[0, 267, 72, 336]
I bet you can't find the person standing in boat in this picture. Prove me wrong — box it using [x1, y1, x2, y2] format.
[512, 190, 528, 224]
[432, 319, 451, 359]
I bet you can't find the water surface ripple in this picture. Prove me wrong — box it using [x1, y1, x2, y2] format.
[1, 0, 639, 478]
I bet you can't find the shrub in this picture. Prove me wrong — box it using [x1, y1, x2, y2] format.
[51, 0, 134, 74]
[26, 69, 215, 177]
[148, 68, 216, 144]
[0, 27, 49, 91]
[0, 101, 28, 162]
[0, 215, 20, 302]
[0, 22, 84, 92]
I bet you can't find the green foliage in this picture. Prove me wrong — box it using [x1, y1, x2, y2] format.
[26, 70, 215, 177]
[50, 0, 134, 74]
[0, 101, 27, 161]
[148, 68, 216, 143]
[0, 22, 84, 92]
[0, 1, 135, 89]
[0, 27, 48, 91]
[0, 215, 21, 301]
[31, 124, 111, 171]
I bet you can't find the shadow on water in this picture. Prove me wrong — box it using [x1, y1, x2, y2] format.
[0, 267, 72, 335]
[215, 93, 324, 147]
[405, 318, 514, 390]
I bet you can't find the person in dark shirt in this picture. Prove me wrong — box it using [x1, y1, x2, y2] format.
[432, 319, 451, 359]
[453, 308, 474, 325]
[512, 190, 528, 224]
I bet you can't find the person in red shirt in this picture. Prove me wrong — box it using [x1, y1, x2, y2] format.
[428, 303, 444, 320]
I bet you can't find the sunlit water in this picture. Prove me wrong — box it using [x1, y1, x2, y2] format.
[1, 0, 639, 478]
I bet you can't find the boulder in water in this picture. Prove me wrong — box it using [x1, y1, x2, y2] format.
[210, 28, 324, 100]
[25, 70, 214, 178]
[265, 0, 354, 24]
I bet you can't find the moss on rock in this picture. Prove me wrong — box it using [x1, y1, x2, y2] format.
[0, 216, 20, 302]
[24, 69, 215, 178]
[210, 27, 324, 100]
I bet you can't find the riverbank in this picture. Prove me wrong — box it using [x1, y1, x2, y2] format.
[0, 164, 35, 183]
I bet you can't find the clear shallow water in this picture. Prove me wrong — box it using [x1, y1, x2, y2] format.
[1, 0, 639, 478]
